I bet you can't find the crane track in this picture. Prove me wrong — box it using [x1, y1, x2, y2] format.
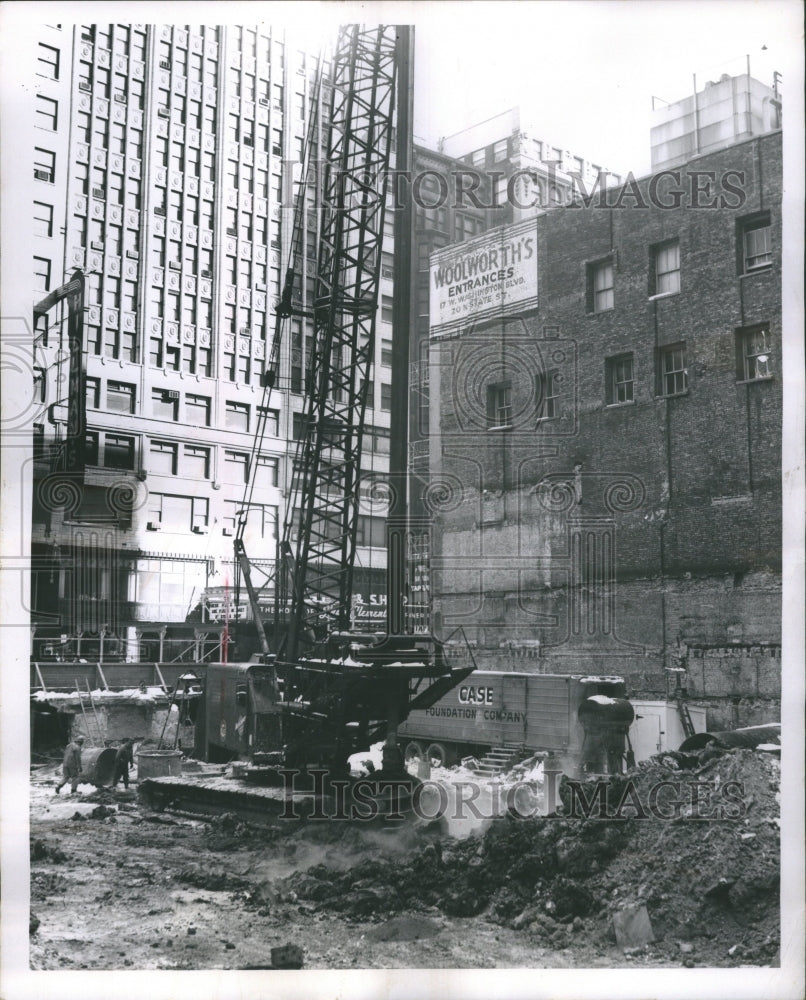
[138, 773, 424, 828]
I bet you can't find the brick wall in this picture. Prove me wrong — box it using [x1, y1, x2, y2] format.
[427, 132, 782, 728]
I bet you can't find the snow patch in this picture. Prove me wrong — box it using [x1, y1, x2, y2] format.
[32, 686, 169, 703]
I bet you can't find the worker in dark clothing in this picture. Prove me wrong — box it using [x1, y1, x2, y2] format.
[55, 735, 85, 796]
[381, 734, 405, 775]
[112, 739, 134, 789]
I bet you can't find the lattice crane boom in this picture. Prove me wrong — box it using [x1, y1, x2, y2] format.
[278, 25, 398, 665]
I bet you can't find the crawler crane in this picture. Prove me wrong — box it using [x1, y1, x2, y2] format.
[139, 24, 472, 817]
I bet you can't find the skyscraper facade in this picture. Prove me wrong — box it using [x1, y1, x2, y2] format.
[31, 22, 393, 664]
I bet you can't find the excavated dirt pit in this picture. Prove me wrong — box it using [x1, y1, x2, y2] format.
[28, 748, 780, 970]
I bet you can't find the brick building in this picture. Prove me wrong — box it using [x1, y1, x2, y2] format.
[423, 130, 782, 730]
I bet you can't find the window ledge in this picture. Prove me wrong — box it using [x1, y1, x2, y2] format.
[487, 424, 513, 433]
[588, 307, 615, 316]
[605, 399, 636, 409]
[739, 266, 773, 279]
[736, 375, 774, 385]
[657, 390, 689, 400]
[648, 291, 680, 302]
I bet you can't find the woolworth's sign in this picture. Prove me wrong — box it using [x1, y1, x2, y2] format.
[429, 219, 538, 338]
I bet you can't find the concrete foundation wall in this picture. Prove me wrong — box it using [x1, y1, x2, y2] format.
[60, 702, 190, 748]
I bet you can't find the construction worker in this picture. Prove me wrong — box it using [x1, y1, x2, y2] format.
[381, 734, 405, 775]
[112, 739, 134, 789]
[55, 735, 85, 796]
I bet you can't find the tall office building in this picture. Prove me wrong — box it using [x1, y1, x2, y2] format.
[31, 23, 394, 664]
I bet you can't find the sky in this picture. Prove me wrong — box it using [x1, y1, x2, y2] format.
[410, 0, 802, 177]
[5, 0, 801, 180]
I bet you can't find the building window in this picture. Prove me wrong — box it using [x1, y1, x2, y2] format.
[739, 214, 772, 273]
[380, 339, 393, 367]
[104, 275, 121, 310]
[109, 173, 123, 206]
[538, 371, 560, 419]
[85, 376, 100, 409]
[95, 65, 110, 97]
[185, 393, 211, 426]
[225, 400, 249, 432]
[33, 201, 53, 238]
[37, 43, 60, 79]
[380, 382, 392, 411]
[230, 502, 276, 542]
[492, 138, 508, 161]
[651, 240, 680, 296]
[110, 122, 125, 156]
[151, 284, 165, 317]
[605, 354, 634, 405]
[150, 440, 178, 475]
[105, 434, 135, 470]
[255, 455, 279, 487]
[34, 257, 51, 293]
[736, 324, 772, 381]
[588, 258, 614, 313]
[292, 412, 307, 440]
[106, 381, 135, 413]
[183, 445, 210, 479]
[34, 147, 55, 183]
[454, 213, 485, 241]
[178, 344, 194, 375]
[357, 515, 386, 548]
[123, 166, 141, 203]
[658, 343, 688, 396]
[192, 497, 209, 531]
[224, 450, 249, 484]
[164, 344, 180, 371]
[152, 388, 179, 421]
[123, 280, 137, 312]
[486, 381, 512, 428]
[152, 236, 166, 270]
[381, 295, 394, 325]
[258, 407, 280, 436]
[35, 95, 58, 131]
[84, 431, 100, 465]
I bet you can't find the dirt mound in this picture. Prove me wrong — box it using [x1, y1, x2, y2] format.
[174, 867, 251, 893]
[277, 748, 780, 966]
[30, 838, 68, 863]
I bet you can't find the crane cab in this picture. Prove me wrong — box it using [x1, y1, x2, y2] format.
[196, 662, 281, 764]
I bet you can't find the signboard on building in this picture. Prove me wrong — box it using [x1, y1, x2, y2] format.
[429, 220, 538, 338]
[201, 590, 388, 629]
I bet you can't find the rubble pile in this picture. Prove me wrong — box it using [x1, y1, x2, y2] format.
[280, 748, 780, 965]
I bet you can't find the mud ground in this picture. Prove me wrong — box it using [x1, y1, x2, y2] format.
[28, 749, 780, 971]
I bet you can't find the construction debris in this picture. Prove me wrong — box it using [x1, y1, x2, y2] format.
[270, 944, 304, 969]
[612, 904, 655, 950]
[29, 743, 780, 969]
[274, 747, 780, 966]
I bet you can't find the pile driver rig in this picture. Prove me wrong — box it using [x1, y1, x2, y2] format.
[192, 24, 472, 782]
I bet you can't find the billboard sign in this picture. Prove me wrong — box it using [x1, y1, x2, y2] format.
[429, 220, 538, 338]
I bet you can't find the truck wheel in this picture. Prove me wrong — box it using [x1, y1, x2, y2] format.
[426, 742, 450, 768]
[404, 741, 424, 764]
